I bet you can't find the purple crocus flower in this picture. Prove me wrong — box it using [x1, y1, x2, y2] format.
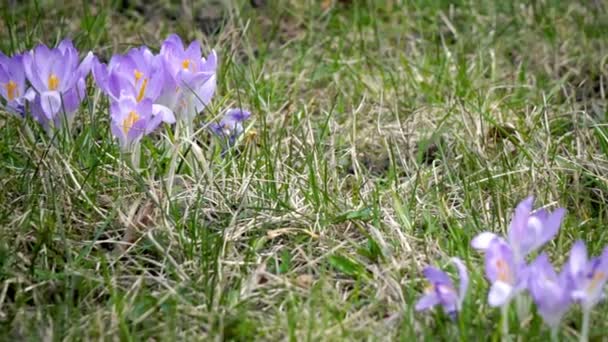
[566, 240, 608, 311]
[158, 34, 217, 121]
[110, 96, 175, 149]
[22, 39, 93, 127]
[415, 257, 468, 319]
[0, 52, 31, 116]
[101, 46, 166, 103]
[527, 253, 572, 329]
[483, 238, 528, 307]
[472, 196, 565, 262]
[208, 108, 251, 145]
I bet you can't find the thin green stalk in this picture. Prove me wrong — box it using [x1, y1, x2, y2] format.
[551, 327, 559, 342]
[580, 310, 590, 342]
[501, 304, 510, 342]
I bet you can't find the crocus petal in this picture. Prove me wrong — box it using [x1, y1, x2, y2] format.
[568, 240, 588, 277]
[471, 232, 498, 250]
[77, 51, 94, 79]
[92, 57, 109, 91]
[451, 257, 469, 309]
[62, 83, 83, 114]
[423, 266, 452, 285]
[488, 281, 513, 307]
[507, 196, 534, 254]
[40, 91, 62, 119]
[152, 104, 176, 124]
[208, 122, 223, 136]
[22, 52, 45, 93]
[110, 120, 127, 148]
[537, 208, 565, 246]
[225, 108, 252, 122]
[193, 74, 216, 113]
[415, 293, 439, 311]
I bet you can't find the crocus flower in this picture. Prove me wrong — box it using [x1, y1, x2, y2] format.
[415, 257, 468, 319]
[110, 96, 175, 149]
[566, 240, 608, 311]
[23, 39, 93, 127]
[483, 238, 527, 307]
[208, 108, 251, 145]
[527, 253, 572, 329]
[158, 34, 217, 122]
[100, 46, 166, 103]
[0, 52, 31, 116]
[472, 196, 565, 262]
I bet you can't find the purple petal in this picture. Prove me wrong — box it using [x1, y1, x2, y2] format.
[537, 208, 565, 246]
[484, 238, 515, 284]
[40, 91, 62, 119]
[62, 81, 85, 114]
[507, 196, 534, 254]
[202, 50, 218, 72]
[451, 257, 468, 309]
[110, 120, 127, 148]
[422, 266, 452, 285]
[568, 240, 588, 277]
[225, 108, 251, 122]
[77, 51, 94, 80]
[528, 254, 572, 327]
[185, 40, 202, 61]
[415, 293, 439, 312]
[22, 52, 45, 93]
[208, 122, 223, 136]
[193, 74, 216, 113]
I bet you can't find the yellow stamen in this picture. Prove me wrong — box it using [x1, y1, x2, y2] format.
[5, 80, 18, 101]
[496, 259, 512, 283]
[123, 111, 140, 135]
[182, 59, 191, 70]
[134, 69, 143, 83]
[136, 78, 148, 102]
[588, 271, 606, 291]
[424, 284, 435, 294]
[48, 74, 59, 91]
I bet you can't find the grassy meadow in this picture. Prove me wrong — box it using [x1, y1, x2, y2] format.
[1, 0, 608, 340]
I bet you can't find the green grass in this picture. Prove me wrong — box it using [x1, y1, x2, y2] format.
[1, 0, 608, 340]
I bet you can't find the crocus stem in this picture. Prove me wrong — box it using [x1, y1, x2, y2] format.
[551, 327, 559, 342]
[580, 310, 590, 342]
[501, 304, 510, 342]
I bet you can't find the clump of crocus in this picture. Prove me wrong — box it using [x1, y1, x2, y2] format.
[23, 39, 93, 130]
[415, 257, 468, 320]
[158, 34, 217, 128]
[471, 196, 565, 337]
[208, 108, 251, 146]
[0, 52, 31, 117]
[527, 253, 572, 338]
[565, 241, 608, 341]
[92, 45, 174, 151]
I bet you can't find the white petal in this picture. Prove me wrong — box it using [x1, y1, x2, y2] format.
[488, 281, 513, 307]
[152, 104, 176, 124]
[471, 232, 498, 250]
[568, 241, 587, 276]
